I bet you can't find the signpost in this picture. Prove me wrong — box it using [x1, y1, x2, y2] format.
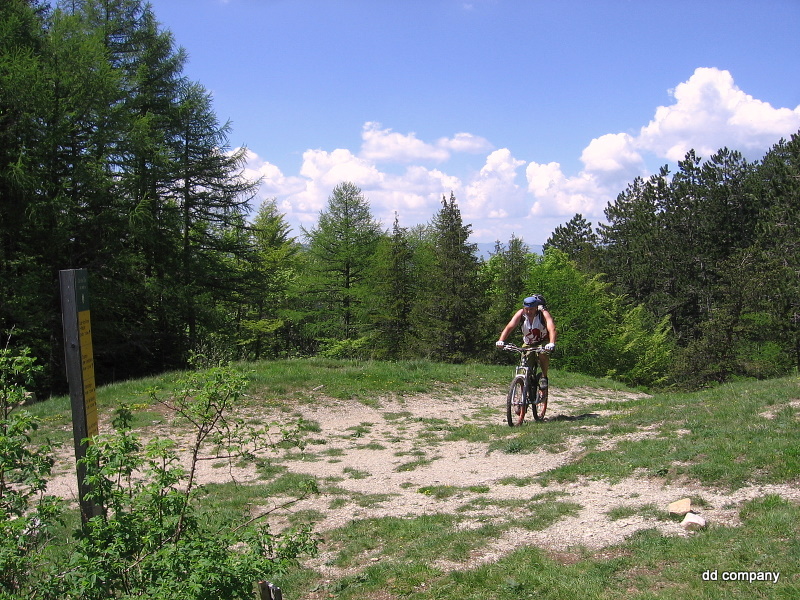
[59, 268, 100, 522]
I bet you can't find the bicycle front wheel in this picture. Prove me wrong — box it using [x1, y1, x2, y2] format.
[506, 375, 527, 426]
[532, 382, 548, 421]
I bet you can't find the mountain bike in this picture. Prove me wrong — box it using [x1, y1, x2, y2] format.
[499, 343, 550, 426]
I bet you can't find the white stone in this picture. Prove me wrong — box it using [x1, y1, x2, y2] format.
[681, 512, 706, 531]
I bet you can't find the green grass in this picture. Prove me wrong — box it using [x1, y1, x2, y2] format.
[273, 372, 799, 599]
[606, 504, 672, 522]
[24, 359, 800, 600]
[283, 495, 800, 600]
[532, 377, 800, 489]
[243, 357, 508, 405]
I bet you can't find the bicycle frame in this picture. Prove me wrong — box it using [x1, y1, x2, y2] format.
[501, 343, 550, 426]
[514, 349, 540, 385]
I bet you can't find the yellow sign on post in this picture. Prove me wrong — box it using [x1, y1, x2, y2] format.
[60, 268, 100, 522]
[78, 309, 99, 438]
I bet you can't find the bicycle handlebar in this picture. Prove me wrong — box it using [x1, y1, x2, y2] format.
[498, 343, 550, 354]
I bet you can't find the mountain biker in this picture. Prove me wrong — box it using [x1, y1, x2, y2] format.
[495, 295, 557, 389]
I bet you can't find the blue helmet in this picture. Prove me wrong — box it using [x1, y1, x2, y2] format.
[523, 294, 545, 308]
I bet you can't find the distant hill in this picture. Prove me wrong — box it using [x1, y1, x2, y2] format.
[475, 242, 544, 259]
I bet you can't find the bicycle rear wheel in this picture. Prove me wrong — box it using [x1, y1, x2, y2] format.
[531, 376, 548, 421]
[506, 375, 527, 426]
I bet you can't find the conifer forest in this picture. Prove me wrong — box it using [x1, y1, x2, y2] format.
[2, 0, 799, 395]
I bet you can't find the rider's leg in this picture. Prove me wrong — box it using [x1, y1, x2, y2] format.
[539, 353, 549, 389]
[539, 353, 549, 377]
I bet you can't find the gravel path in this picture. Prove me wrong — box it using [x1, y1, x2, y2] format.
[46, 384, 800, 574]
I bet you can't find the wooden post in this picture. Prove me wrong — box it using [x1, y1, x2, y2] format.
[59, 268, 101, 523]
[257, 581, 283, 600]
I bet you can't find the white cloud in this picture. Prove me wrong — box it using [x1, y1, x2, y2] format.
[437, 132, 493, 153]
[638, 67, 800, 162]
[524, 67, 800, 224]
[464, 149, 526, 219]
[359, 122, 492, 164]
[370, 166, 463, 221]
[525, 161, 602, 217]
[580, 132, 644, 175]
[300, 147, 384, 188]
[360, 121, 450, 163]
[241, 149, 306, 198]
[245, 71, 800, 243]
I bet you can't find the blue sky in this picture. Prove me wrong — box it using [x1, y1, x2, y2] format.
[145, 0, 800, 245]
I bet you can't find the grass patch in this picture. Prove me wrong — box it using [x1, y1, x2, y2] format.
[396, 457, 435, 472]
[343, 467, 370, 479]
[346, 422, 374, 438]
[244, 358, 506, 404]
[529, 376, 800, 490]
[606, 503, 671, 522]
[289, 495, 800, 599]
[418, 485, 460, 500]
[261, 472, 319, 496]
[354, 441, 387, 451]
[24, 358, 800, 599]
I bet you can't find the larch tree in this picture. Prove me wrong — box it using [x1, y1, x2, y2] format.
[414, 192, 485, 362]
[302, 182, 382, 342]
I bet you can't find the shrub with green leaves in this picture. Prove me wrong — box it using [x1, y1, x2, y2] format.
[0, 358, 318, 599]
[0, 344, 62, 597]
[526, 250, 675, 387]
[44, 426, 318, 600]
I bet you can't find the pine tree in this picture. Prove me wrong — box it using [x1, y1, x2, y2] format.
[369, 214, 415, 359]
[598, 172, 668, 310]
[235, 199, 300, 359]
[415, 192, 485, 362]
[169, 80, 258, 355]
[543, 213, 599, 272]
[484, 234, 532, 343]
[302, 182, 382, 341]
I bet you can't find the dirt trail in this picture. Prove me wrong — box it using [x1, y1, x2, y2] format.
[46, 385, 800, 573]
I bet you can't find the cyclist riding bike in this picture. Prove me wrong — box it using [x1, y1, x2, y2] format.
[495, 295, 557, 389]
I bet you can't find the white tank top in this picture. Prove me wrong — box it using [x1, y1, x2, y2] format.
[522, 311, 547, 345]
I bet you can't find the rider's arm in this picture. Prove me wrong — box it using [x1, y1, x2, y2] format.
[497, 309, 524, 343]
[541, 309, 557, 344]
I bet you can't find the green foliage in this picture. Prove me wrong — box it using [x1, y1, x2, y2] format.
[524, 249, 674, 387]
[483, 234, 534, 346]
[596, 139, 799, 385]
[413, 193, 486, 362]
[237, 199, 302, 359]
[301, 182, 382, 342]
[1, 0, 261, 392]
[543, 212, 600, 272]
[367, 215, 416, 359]
[0, 352, 318, 599]
[0, 344, 62, 597]
[613, 305, 673, 387]
[318, 336, 374, 361]
[49, 425, 317, 599]
[3, 0, 797, 395]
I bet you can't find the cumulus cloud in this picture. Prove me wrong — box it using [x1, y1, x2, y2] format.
[580, 133, 644, 175]
[300, 147, 384, 188]
[526, 162, 602, 217]
[437, 132, 493, 153]
[359, 122, 491, 163]
[245, 70, 800, 242]
[524, 67, 800, 223]
[464, 149, 526, 219]
[638, 67, 800, 162]
[360, 122, 448, 163]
